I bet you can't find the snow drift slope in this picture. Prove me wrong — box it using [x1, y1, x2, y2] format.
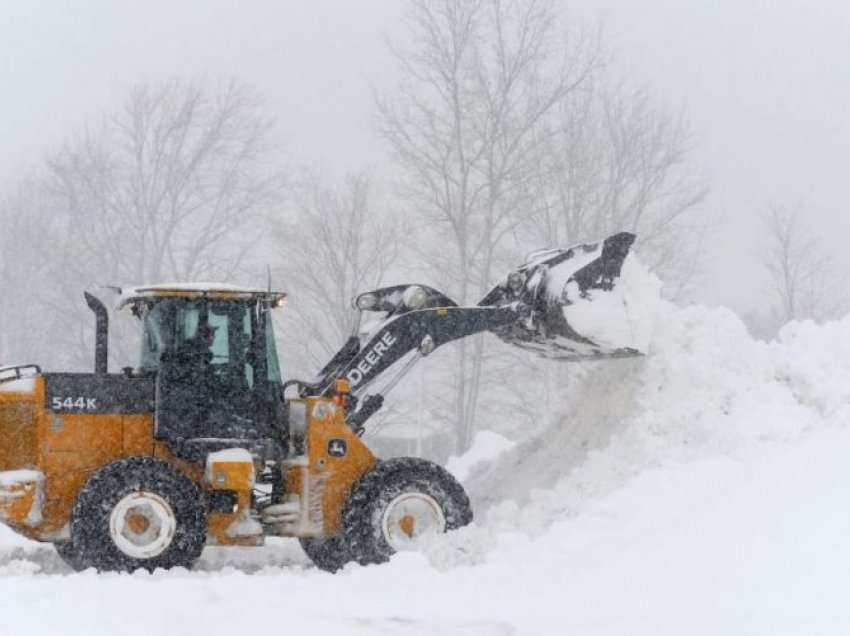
[4, 302, 850, 635]
[463, 302, 850, 536]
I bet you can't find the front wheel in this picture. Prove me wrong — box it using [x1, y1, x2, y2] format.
[53, 540, 86, 571]
[298, 534, 352, 573]
[341, 457, 472, 567]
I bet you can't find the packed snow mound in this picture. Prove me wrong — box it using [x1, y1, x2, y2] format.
[428, 426, 850, 632]
[773, 318, 850, 420]
[446, 431, 516, 483]
[455, 302, 850, 550]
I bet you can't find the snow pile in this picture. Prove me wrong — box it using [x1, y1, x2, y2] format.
[455, 302, 850, 551]
[446, 431, 515, 483]
[772, 318, 850, 421]
[553, 253, 663, 354]
[0, 523, 33, 548]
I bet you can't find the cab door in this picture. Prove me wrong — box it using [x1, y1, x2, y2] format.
[154, 299, 273, 455]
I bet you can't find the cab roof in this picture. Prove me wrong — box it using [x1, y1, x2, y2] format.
[116, 283, 286, 310]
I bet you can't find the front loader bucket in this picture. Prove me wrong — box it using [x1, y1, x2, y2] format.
[480, 232, 661, 360]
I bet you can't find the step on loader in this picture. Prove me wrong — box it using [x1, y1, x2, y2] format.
[0, 232, 645, 572]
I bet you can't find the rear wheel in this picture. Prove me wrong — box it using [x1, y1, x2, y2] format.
[70, 457, 207, 572]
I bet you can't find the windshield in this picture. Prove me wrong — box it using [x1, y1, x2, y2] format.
[138, 299, 257, 384]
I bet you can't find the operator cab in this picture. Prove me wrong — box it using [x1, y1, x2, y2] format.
[118, 284, 286, 461]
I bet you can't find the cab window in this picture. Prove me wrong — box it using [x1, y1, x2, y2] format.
[139, 298, 257, 390]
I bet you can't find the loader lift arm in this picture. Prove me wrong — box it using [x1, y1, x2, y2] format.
[282, 302, 525, 396]
[298, 231, 638, 432]
[307, 303, 526, 433]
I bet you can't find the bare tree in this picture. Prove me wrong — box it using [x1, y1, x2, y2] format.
[272, 170, 399, 377]
[525, 79, 709, 297]
[762, 203, 848, 327]
[0, 178, 54, 364]
[1, 78, 283, 370]
[47, 79, 280, 283]
[378, 0, 599, 451]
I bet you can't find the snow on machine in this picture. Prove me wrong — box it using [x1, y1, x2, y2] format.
[0, 231, 654, 572]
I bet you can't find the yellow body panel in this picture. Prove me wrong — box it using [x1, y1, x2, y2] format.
[207, 461, 254, 491]
[153, 442, 259, 546]
[0, 383, 41, 470]
[123, 415, 155, 456]
[285, 398, 377, 536]
[0, 378, 161, 539]
[206, 459, 260, 547]
[0, 379, 378, 545]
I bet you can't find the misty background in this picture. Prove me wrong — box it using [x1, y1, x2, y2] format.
[1, 0, 847, 457]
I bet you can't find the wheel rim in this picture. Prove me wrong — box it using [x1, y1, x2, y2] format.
[108, 491, 176, 559]
[380, 492, 446, 552]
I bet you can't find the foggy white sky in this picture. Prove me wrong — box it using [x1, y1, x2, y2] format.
[2, 0, 848, 314]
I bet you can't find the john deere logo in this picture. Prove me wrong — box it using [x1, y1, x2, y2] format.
[346, 331, 398, 386]
[327, 438, 348, 458]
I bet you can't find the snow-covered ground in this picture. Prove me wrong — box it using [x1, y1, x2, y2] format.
[4, 302, 850, 635]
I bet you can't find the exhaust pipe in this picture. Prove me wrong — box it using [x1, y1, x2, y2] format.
[84, 292, 108, 374]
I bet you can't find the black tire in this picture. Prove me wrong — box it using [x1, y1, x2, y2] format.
[341, 457, 472, 567]
[298, 534, 352, 573]
[70, 457, 207, 572]
[53, 540, 87, 571]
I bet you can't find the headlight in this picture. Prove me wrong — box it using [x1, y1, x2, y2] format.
[356, 293, 378, 310]
[419, 334, 436, 356]
[402, 285, 428, 310]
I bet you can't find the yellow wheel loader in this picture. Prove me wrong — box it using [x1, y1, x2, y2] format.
[0, 232, 640, 572]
